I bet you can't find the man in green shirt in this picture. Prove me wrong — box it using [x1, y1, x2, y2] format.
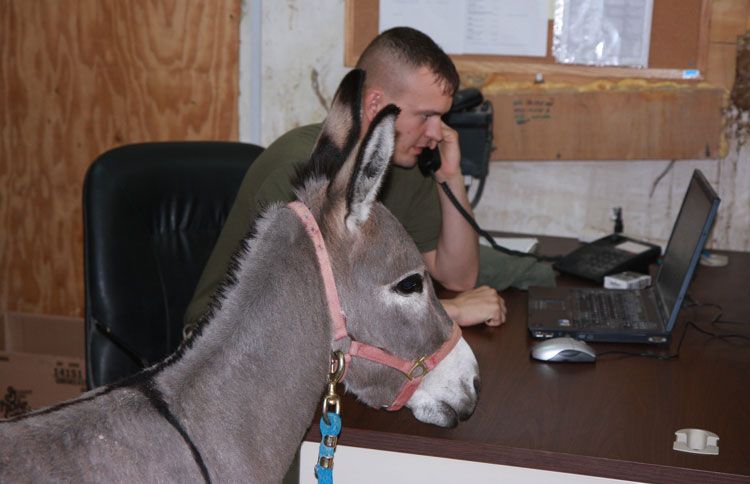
[184, 27, 509, 335]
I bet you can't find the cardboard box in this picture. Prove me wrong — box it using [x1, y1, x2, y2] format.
[0, 312, 86, 418]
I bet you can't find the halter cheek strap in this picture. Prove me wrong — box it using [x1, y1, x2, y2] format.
[288, 201, 348, 341]
[288, 201, 462, 411]
[349, 322, 462, 410]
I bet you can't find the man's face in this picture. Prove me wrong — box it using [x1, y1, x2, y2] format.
[384, 67, 453, 167]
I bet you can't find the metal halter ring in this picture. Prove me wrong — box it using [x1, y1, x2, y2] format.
[322, 351, 345, 424]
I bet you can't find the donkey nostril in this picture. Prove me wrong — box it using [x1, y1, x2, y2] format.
[473, 376, 481, 395]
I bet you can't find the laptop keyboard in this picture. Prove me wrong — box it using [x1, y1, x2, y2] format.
[567, 289, 655, 330]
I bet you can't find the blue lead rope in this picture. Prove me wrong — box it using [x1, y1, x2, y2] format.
[315, 412, 342, 484]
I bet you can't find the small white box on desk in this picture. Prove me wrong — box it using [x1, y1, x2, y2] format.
[603, 271, 651, 290]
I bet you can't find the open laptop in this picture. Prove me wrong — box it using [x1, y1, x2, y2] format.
[528, 169, 720, 344]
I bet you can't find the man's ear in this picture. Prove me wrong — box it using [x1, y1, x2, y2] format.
[343, 104, 401, 232]
[362, 88, 384, 124]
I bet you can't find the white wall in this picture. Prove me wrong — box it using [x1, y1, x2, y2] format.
[477, 154, 749, 250]
[241, 0, 349, 147]
[299, 441, 633, 484]
[241, 1, 750, 252]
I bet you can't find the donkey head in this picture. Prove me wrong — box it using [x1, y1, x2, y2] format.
[295, 70, 479, 427]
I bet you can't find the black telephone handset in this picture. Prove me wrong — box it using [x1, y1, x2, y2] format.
[417, 147, 441, 175]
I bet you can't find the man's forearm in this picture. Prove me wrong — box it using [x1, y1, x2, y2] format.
[424, 120, 478, 291]
[432, 171, 478, 290]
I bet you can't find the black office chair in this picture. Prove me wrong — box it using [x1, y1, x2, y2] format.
[82, 141, 264, 389]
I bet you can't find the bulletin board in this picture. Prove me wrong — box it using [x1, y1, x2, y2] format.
[345, 0, 710, 77]
[344, 0, 731, 160]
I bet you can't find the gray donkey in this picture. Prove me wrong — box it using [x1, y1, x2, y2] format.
[0, 69, 480, 482]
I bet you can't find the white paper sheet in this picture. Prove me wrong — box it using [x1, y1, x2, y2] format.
[480, 237, 539, 253]
[379, 0, 549, 57]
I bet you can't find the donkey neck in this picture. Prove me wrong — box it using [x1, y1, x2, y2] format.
[154, 202, 335, 479]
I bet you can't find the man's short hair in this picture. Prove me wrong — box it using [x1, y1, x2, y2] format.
[356, 27, 460, 96]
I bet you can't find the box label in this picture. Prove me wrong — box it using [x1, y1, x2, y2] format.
[1, 386, 32, 419]
[53, 361, 85, 386]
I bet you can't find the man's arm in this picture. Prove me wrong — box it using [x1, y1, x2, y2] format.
[422, 121, 478, 291]
[421, 121, 508, 327]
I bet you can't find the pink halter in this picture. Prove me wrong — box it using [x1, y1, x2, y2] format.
[288, 201, 462, 411]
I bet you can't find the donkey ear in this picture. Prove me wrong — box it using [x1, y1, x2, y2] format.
[343, 104, 400, 232]
[306, 69, 364, 180]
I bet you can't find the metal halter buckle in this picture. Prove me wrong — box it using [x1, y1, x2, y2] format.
[405, 355, 429, 380]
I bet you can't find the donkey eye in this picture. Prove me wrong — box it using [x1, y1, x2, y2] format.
[394, 274, 423, 295]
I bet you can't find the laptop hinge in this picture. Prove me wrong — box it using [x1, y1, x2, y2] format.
[647, 286, 670, 327]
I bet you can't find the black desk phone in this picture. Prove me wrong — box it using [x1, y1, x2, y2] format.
[553, 234, 661, 283]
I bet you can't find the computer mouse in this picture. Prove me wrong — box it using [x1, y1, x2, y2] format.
[530, 337, 597, 363]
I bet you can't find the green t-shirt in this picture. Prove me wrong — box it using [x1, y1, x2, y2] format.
[183, 123, 441, 330]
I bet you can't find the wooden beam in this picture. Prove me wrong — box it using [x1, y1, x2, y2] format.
[456, 60, 701, 82]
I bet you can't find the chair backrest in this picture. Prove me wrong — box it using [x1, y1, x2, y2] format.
[83, 141, 264, 389]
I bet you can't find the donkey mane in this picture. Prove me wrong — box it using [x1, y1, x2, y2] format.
[189, 171, 333, 350]
[187, 209, 264, 344]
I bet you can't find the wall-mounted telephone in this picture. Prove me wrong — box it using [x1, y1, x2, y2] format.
[451, 87, 485, 111]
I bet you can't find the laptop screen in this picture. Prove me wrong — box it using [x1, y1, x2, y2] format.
[656, 170, 720, 327]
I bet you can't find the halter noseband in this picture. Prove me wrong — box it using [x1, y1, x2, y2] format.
[288, 201, 462, 411]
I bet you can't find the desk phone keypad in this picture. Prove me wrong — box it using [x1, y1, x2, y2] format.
[570, 245, 631, 274]
[558, 245, 632, 281]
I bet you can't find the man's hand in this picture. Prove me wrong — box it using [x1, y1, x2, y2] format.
[433, 121, 461, 182]
[441, 286, 507, 327]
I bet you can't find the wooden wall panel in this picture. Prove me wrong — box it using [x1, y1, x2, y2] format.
[710, 0, 750, 43]
[707, 43, 739, 91]
[706, 0, 750, 92]
[0, 0, 241, 318]
[485, 82, 724, 160]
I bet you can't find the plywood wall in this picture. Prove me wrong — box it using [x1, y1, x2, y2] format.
[485, 82, 724, 160]
[706, 0, 750, 91]
[0, 1, 241, 318]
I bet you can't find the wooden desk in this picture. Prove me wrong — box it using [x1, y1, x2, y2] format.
[306, 237, 750, 483]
